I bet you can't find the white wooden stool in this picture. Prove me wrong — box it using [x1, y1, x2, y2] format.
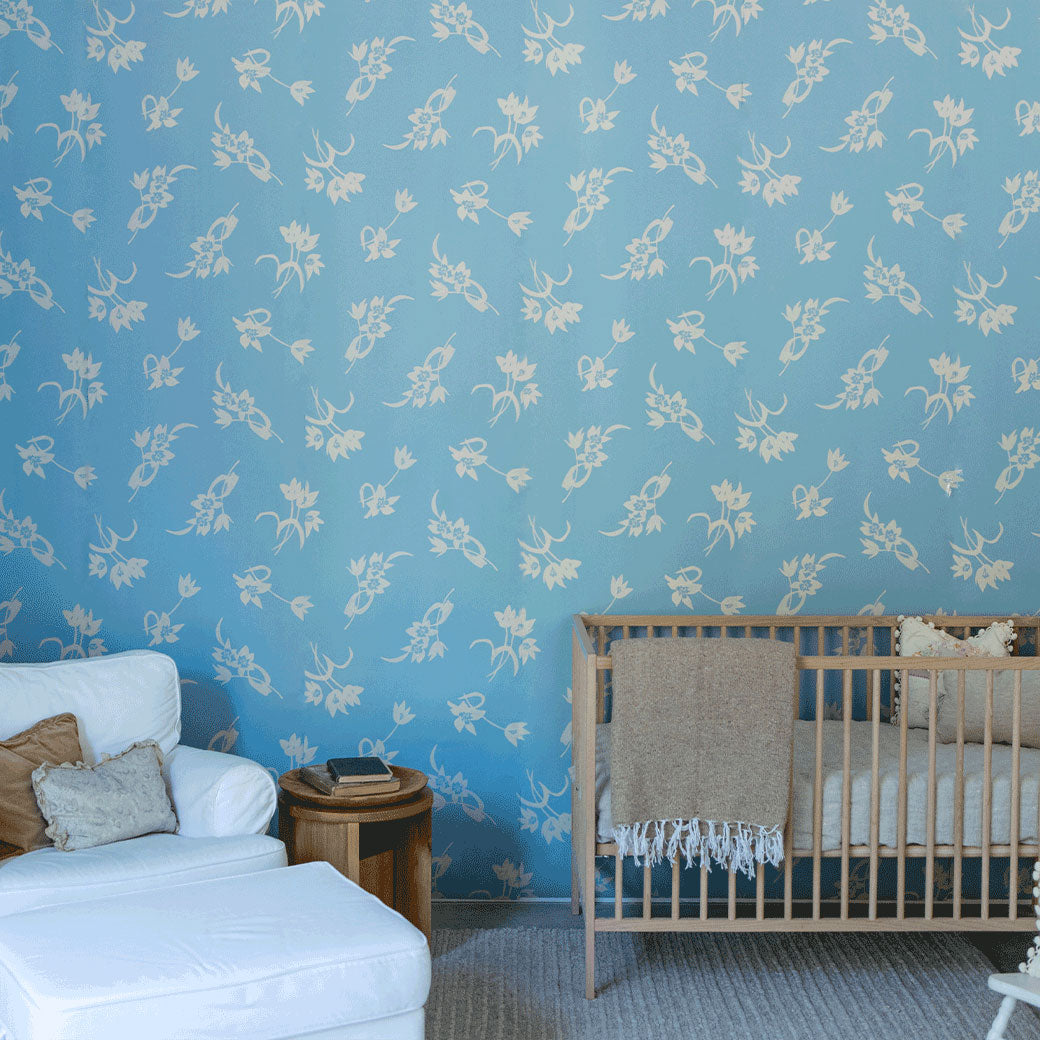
[987, 973, 1040, 1039]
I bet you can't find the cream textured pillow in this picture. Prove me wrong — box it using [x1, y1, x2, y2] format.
[937, 669, 1040, 748]
[893, 616, 1014, 729]
[31, 740, 178, 851]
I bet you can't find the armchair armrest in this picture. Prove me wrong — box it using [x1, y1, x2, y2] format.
[163, 745, 277, 837]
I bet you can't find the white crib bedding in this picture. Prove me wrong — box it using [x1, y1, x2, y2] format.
[595, 720, 1040, 852]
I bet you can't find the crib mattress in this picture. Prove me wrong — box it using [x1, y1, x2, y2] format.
[595, 720, 1040, 851]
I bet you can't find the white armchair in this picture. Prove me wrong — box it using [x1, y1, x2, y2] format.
[0, 650, 286, 917]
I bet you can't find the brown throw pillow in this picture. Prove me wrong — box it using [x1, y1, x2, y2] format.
[0, 712, 84, 851]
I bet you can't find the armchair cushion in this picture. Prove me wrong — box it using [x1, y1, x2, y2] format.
[164, 745, 277, 837]
[0, 651, 180, 762]
[0, 833, 287, 917]
[32, 740, 178, 851]
[0, 713, 83, 851]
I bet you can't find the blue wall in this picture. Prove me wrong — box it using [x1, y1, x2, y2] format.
[0, 0, 1037, 897]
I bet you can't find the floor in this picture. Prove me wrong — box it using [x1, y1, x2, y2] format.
[431, 899, 1032, 972]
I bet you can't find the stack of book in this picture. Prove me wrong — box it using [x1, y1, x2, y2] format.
[299, 756, 400, 797]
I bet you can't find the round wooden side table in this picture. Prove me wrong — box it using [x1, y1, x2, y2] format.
[277, 766, 432, 941]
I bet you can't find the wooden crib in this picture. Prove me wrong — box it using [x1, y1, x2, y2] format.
[571, 613, 1040, 998]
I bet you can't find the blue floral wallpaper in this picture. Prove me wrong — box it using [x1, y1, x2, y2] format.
[0, 0, 1038, 898]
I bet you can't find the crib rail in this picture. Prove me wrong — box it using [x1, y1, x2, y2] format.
[572, 613, 1040, 998]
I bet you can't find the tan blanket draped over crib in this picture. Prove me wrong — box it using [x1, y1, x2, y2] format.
[609, 637, 796, 877]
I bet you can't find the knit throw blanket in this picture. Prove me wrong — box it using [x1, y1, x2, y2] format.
[609, 638, 795, 878]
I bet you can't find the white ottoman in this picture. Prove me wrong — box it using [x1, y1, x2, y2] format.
[0, 861, 430, 1040]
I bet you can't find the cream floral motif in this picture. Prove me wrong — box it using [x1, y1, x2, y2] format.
[520, 261, 581, 330]
[821, 79, 893, 154]
[0, 586, 21, 661]
[14, 177, 95, 234]
[518, 518, 580, 591]
[232, 48, 313, 105]
[343, 551, 411, 629]
[791, 449, 848, 521]
[303, 132, 359, 202]
[957, 5, 1020, 79]
[579, 60, 635, 133]
[777, 552, 843, 615]
[453, 181, 529, 238]
[359, 446, 416, 519]
[815, 336, 890, 409]
[0, 72, 18, 142]
[345, 36, 412, 118]
[16, 435, 95, 490]
[167, 463, 238, 537]
[782, 38, 850, 117]
[35, 89, 103, 166]
[0, 330, 20, 402]
[665, 564, 743, 615]
[867, 1, 935, 58]
[233, 568, 310, 625]
[450, 437, 530, 493]
[304, 645, 361, 718]
[578, 319, 632, 392]
[144, 317, 199, 389]
[0, 490, 65, 570]
[522, 3, 583, 75]
[904, 353, 973, 429]
[385, 336, 454, 409]
[795, 192, 852, 263]
[949, 519, 1012, 591]
[470, 605, 539, 681]
[886, 182, 966, 240]
[882, 441, 963, 496]
[671, 50, 749, 109]
[37, 348, 104, 423]
[86, 2, 145, 74]
[1, 233, 62, 312]
[384, 591, 454, 664]
[473, 92, 541, 168]
[141, 57, 197, 131]
[166, 206, 238, 280]
[144, 575, 200, 646]
[645, 364, 712, 443]
[213, 105, 281, 185]
[860, 494, 927, 572]
[688, 479, 754, 554]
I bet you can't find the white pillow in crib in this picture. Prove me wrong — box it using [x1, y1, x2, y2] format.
[893, 616, 1014, 730]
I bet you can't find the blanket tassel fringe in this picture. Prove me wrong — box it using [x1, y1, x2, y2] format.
[611, 818, 784, 879]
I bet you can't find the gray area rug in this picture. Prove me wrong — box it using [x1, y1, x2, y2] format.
[428, 928, 1040, 1039]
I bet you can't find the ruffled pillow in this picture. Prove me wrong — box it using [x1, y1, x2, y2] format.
[892, 615, 1014, 729]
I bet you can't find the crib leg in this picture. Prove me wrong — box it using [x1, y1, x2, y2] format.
[571, 848, 580, 915]
[987, 995, 1017, 1040]
[585, 921, 596, 999]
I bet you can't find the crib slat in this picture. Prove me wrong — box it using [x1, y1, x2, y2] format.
[699, 864, 708, 920]
[841, 666, 852, 920]
[756, 867, 765, 921]
[643, 863, 652, 920]
[597, 626, 607, 725]
[982, 670, 994, 920]
[869, 669, 881, 920]
[784, 751, 794, 921]
[897, 669, 909, 919]
[671, 859, 680, 921]
[728, 869, 736, 921]
[615, 851, 623, 920]
[925, 671, 937, 919]
[954, 669, 965, 919]
[1011, 669, 1022, 920]
[671, 625, 678, 638]
[812, 667, 824, 920]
